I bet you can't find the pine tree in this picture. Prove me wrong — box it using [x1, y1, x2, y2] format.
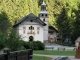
[56, 7, 71, 41]
[0, 11, 11, 36]
[72, 4, 80, 43]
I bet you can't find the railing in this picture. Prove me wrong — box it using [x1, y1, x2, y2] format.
[0, 49, 33, 60]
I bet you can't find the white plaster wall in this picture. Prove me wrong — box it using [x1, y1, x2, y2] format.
[17, 19, 44, 42]
[75, 42, 79, 49]
[40, 18, 48, 41]
[43, 29, 48, 40]
[34, 25, 44, 42]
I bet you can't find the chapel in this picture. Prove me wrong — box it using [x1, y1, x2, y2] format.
[13, 1, 58, 42]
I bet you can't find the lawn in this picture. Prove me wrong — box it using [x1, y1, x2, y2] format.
[33, 50, 76, 56]
[33, 56, 52, 60]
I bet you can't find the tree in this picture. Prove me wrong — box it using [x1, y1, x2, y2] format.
[72, 4, 80, 43]
[0, 33, 6, 50]
[0, 11, 11, 49]
[6, 29, 23, 51]
[56, 7, 71, 42]
[38, 0, 43, 6]
[0, 11, 11, 36]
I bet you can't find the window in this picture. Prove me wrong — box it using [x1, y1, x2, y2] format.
[33, 27, 34, 30]
[31, 26, 33, 30]
[42, 14, 44, 16]
[37, 27, 40, 30]
[51, 33, 53, 35]
[45, 14, 47, 17]
[43, 18, 45, 22]
[29, 27, 30, 30]
[42, 6, 45, 11]
[30, 20, 33, 22]
[29, 26, 34, 30]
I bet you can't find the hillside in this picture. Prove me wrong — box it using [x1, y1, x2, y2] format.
[0, 0, 80, 43]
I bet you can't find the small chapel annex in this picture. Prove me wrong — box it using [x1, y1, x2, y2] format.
[13, 1, 58, 43]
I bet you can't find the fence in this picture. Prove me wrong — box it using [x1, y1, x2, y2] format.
[0, 48, 33, 60]
[45, 47, 77, 51]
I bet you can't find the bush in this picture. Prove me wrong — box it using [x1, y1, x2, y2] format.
[24, 41, 45, 50]
[24, 41, 33, 49]
[6, 30, 23, 51]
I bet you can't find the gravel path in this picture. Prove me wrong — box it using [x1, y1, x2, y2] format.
[34, 54, 80, 60]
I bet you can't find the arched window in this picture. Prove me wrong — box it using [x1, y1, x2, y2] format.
[30, 20, 33, 22]
[45, 14, 47, 17]
[42, 14, 44, 17]
[43, 18, 45, 22]
[29, 26, 34, 30]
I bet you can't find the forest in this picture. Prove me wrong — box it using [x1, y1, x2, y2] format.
[0, 0, 80, 44]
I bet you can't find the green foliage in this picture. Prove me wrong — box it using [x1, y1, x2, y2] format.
[0, 34, 6, 50]
[24, 41, 33, 49]
[0, 0, 80, 25]
[56, 1, 80, 43]
[0, 11, 11, 36]
[0, 11, 11, 50]
[6, 29, 23, 51]
[72, 5, 80, 43]
[0, 0, 80, 44]
[56, 7, 70, 39]
[24, 41, 45, 50]
[0, 0, 39, 25]
[38, 0, 43, 6]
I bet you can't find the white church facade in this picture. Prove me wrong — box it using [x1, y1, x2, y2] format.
[13, 1, 58, 43]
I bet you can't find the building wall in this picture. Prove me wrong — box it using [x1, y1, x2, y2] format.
[40, 17, 48, 41]
[17, 19, 44, 42]
[48, 31, 57, 42]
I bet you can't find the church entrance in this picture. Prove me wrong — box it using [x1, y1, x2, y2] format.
[29, 36, 34, 41]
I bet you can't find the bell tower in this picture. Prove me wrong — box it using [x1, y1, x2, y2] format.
[39, 1, 48, 22]
[39, 1, 48, 41]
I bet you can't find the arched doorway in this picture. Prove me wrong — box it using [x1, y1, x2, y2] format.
[29, 36, 34, 41]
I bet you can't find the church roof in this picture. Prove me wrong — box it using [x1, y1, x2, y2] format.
[42, 1, 46, 5]
[49, 24, 58, 33]
[40, 11, 48, 14]
[75, 37, 80, 42]
[13, 13, 46, 27]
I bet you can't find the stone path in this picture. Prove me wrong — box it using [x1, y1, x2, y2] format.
[34, 54, 80, 60]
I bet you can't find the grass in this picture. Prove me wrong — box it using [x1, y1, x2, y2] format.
[33, 50, 76, 56]
[33, 56, 52, 60]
